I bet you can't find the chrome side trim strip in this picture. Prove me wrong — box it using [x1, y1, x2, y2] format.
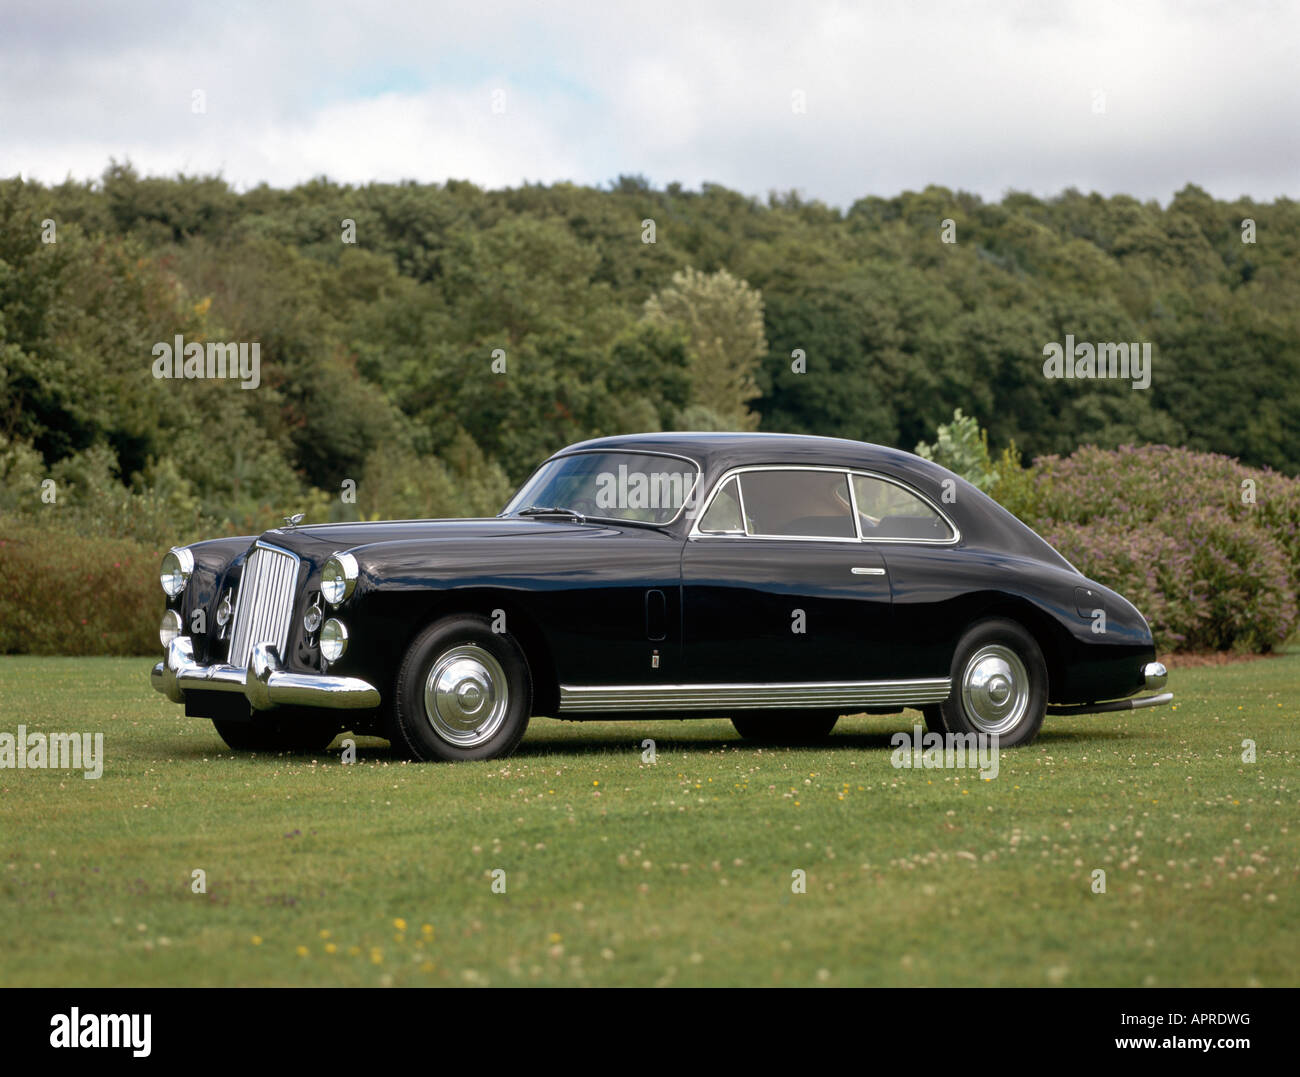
[558, 677, 952, 713]
[850, 566, 887, 575]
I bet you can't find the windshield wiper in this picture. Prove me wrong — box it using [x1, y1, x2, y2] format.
[516, 505, 586, 521]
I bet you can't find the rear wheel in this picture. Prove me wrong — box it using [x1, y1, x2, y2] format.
[936, 618, 1047, 747]
[389, 614, 532, 762]
[731, 710, 838, 745]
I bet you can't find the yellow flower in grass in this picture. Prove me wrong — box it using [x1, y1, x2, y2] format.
[250, 935, 263, 946]
[296, 945, 309, 957]
[325, 943, 338, 955]
[393, 918, 407, 931]
[421, 924, 434, 938]
[319, 929, 331, 940]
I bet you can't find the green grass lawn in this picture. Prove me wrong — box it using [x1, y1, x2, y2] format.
[0, 653, 1296, 987]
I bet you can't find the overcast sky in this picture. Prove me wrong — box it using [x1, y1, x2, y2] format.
[2, 0, 1296, 206]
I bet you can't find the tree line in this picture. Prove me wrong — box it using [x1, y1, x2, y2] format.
[2, 164, 1297, 544]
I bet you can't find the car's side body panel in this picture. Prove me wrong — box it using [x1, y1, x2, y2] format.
[681, 537, 892, 682]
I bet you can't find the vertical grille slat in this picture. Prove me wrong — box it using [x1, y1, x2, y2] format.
[227, 543, 300, 668]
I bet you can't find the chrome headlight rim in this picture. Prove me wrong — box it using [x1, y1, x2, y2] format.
[320, 617, 348, 662]
[160, 546, 195, 598]
[321, 552, 359, 606]
[159, 609, 182, 649]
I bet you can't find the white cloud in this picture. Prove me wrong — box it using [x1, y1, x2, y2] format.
[1, 0, 1296, 204]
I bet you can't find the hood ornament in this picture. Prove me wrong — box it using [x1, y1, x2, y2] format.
[283, 512, 305, 529]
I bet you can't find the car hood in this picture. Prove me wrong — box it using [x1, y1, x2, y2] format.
[254, 516, 595, 562]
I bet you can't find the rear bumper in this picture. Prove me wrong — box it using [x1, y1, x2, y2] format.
[1047, 661, 1172, 717]
[151, 637, 380, 711]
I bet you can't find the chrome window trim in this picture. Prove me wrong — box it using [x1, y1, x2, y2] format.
[695, 475, 746, 535]
[687, 464, 961, 546]
[849, 470, 960, 546]
[558, 677, 952, 713]
[502, 448, 703, 528]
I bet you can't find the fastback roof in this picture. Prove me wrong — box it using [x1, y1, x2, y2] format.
[558, 431, 930, 475]
[554, 431, 1077, 571]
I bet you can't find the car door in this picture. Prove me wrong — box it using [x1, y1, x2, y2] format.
[680, 467, 894, 684]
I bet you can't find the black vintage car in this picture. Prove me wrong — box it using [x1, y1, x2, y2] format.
[152, 432, 1171, 760]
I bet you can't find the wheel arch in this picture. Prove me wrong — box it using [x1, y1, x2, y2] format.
[967, 594, 1068, 703]
[395, 589, 558, 717]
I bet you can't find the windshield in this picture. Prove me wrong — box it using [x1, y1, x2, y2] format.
[503, 451, 700, 525]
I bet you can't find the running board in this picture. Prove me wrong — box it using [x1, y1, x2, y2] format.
[558, 678, 952, 713]
[1047, 692, 1173, 717]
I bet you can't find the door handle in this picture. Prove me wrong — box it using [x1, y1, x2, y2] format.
[850, 566, 886, 576]
[645, 589, 667, 640]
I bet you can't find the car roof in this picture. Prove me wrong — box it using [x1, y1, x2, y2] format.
[555, 431, 933, 475]
[552, 431, 1076, 571]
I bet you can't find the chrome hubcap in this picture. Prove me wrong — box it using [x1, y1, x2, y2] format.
[960, 644, 1029, 736]
[423, 645, 508, 746]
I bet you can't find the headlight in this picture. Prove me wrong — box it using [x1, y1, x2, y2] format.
[160, 547, 195, 598]
[159, 609, 182, 649]
[320, 618, 348, 661]
[321, 552, 359, 606]
[216, 590, 233, 627]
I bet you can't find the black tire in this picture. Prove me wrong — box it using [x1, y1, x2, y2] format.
[389, 613, 532, 762]
[937, 618, 1047, 747]
[212, 717, 339, 753]
[731, 710, 839, 745]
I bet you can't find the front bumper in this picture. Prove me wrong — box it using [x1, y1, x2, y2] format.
[1046, 660, 1172, 717]
[151, 637, 380, 711]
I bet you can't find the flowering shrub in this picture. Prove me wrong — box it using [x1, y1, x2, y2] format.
[1022, 446, 1299, 653]
[0, 525, 162, 656]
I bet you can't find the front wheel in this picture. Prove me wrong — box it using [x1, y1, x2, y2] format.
[731, 710, 838, 745]
[935, 618, 1047, 747]
[389, 614, 532, 761]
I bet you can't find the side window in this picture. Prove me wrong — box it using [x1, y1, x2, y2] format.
[739, 470, 855, 538]
[852, 475, 954, 541]
[698, 477, 743, 533]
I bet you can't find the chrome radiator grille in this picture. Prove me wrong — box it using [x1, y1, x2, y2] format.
[227, 543, 300, 668]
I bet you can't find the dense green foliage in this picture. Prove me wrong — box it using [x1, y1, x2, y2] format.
[4, 168, 1298, 537]
[2, 167, 1298, 654]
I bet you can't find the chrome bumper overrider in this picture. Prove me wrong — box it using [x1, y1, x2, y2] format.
[150, 637, 380, 711]
[1143, 661, 1168, 690]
